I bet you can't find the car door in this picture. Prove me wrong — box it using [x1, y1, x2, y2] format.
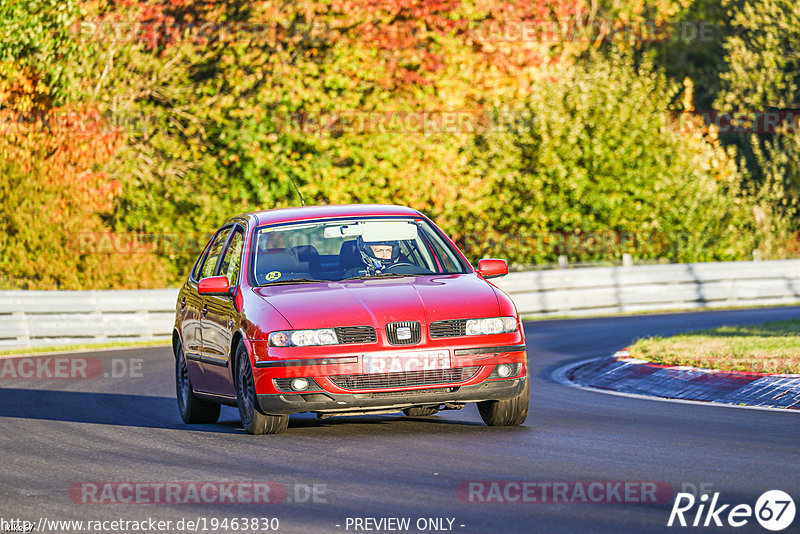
[199, 225, 244, 397]
[192, 226, 233, 392]
[179, 243, 212, 386]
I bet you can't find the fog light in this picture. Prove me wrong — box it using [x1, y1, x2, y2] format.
[291, 378, 310, 391]
[496, 364, 512, 378]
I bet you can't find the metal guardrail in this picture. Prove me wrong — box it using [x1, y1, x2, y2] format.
[1, 260, 799, 350]
[0, 289, 177, 349]
[493, 259, 800, 317]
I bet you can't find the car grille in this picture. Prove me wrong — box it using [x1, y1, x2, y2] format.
[430, 319, 467, 338]
[334, 326, 377, 344]
[385, 321, 421, 345]
[354, 387, 457, 399]
[329, 366, 480, 390]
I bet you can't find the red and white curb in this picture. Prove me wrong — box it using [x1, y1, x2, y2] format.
[556, 350, 800, 411]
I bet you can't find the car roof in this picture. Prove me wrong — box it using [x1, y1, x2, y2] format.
[246, 204, 424, 226]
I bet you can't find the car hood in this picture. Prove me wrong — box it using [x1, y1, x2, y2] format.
[251, 274, 500, 329]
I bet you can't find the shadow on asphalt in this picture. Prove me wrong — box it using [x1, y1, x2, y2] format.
[0, 387, 494, 435]
[288, 413, 486, 430]
[0, 387, 243, 433]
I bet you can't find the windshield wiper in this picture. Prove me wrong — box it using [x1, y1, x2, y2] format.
[339, 273, 414, 281]
[262, 278, 329, 286]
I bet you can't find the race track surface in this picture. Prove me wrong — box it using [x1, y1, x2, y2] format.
[2, 306, 799, 534]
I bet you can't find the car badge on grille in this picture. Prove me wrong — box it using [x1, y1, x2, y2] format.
[396, 326, 412, 340]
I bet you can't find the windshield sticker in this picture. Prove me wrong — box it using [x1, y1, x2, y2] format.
[266, 271, 282, 282]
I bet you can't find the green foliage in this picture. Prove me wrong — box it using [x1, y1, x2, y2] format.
[0, 0, 82, 106]
[648, 0, 732, 110]
[712, 0, 800, 227]
[716, 0, 800, 111]
[640, 0, 800, 241]
[0, 146, 167, 290]
[458, 53, 777, 264]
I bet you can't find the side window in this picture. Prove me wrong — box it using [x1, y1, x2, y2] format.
[218, 228, 244, 286]
[199, 228, 233, 280]
[191, 240, 212, 281]
[422, 227, 461, 272]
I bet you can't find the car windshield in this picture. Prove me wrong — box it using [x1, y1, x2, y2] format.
[251, 217, 468, 285]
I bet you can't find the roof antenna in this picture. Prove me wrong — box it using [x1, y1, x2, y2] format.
[287, 174, 305, 206]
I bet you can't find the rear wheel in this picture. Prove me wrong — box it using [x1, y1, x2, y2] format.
[477, 376, 530, 426]
[175, 342, 221, 424]
[403, 406, 440, 417]
[235, 341, 289, 435]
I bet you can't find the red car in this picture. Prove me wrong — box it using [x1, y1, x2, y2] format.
[173, 204, 529, 434]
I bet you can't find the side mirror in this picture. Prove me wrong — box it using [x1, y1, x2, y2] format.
[477, 259, 508, 279]
[198, 275, 233, 296]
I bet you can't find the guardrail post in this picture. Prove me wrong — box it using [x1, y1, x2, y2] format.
[138, 309, 152, 340]
[13, 311, 30, 348]
[622, 253, 633, 267]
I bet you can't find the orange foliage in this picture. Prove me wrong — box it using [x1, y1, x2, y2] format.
[0, 67, 168, 289]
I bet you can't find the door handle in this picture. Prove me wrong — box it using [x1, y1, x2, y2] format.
[180, 297, 186, 310]
[201, 304, 208, 317]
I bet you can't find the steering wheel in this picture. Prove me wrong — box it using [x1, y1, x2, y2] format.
[382, 262, 418, 273]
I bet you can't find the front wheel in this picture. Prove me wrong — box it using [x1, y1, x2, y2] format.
[477, 376, 530, 426]
[235, 341, 289, 435]
[176, 342, 221, 424]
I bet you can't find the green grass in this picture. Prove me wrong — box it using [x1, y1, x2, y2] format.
[0, 339, 171, 357]
[629, 319, 800, 374]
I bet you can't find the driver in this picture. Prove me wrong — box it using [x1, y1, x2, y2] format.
[356, 236, 401, 275]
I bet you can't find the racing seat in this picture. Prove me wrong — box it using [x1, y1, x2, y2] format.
[338, 240, 362, 271]
[292, 245, 321, 272]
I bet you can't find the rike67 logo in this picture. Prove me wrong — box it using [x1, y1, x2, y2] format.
[668, 490, 796, 531]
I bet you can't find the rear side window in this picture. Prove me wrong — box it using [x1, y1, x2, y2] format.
[198, 228, 233, 280]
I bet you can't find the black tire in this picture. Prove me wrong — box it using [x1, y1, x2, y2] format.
[176, 342, 221, 424]
[403, 406, 440, 417]
[235, 341, 289, 435]
[477, 376, 530, 426]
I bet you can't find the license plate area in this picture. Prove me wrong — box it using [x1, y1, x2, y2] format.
[363, 350, 451, 374]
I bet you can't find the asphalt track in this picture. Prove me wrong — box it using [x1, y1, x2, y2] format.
[2, 306, 800, 534]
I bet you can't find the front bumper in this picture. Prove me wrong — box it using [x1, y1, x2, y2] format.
[256, 374, 527, 416]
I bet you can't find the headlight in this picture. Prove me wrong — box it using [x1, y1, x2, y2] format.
[465, 317, 517, 335]
[269, 328, 339, 347]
